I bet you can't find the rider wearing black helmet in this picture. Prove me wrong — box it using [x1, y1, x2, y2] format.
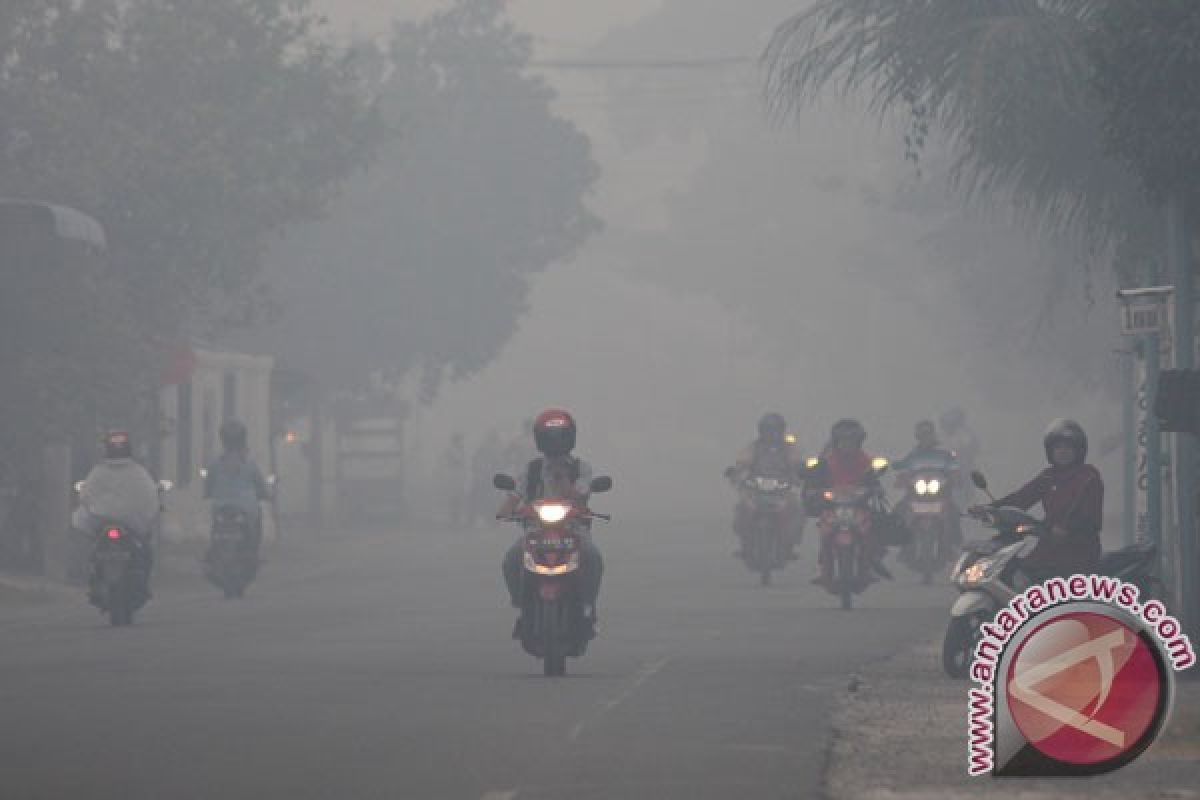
[979, 419, 1103, 578]
[727, 413, 805, 559]
[804, 419, 892, 585]
[204, 419, 271, 561]
[72, 430, 161, 598]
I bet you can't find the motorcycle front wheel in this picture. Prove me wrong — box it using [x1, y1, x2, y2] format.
[943, 616, 976, 679]
[541, 600, 567, 677]
[836, 546, 855, 610]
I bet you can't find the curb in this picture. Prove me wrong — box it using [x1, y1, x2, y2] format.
[825, 636, 1200, 799]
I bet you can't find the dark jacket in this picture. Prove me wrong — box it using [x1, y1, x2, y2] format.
[996, 463, 1103, 574]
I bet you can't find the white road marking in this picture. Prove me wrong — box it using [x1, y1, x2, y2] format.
[568, 656, 671, 741]
[479, 791, 518, 800]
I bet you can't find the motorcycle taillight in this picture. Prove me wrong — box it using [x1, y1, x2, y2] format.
[106, 528, 122, 540]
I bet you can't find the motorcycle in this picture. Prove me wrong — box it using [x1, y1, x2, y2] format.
[896, 460, 959, 584]
[494, 472, 612, 677]
[806, 457, 890, 610]
[724, 466, 801, 585]
[942, 471, 1166, 678]
[201, 470, 276, 599]
[74, 478, 172, 626]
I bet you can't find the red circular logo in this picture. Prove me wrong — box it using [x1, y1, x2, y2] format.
[1005, 611, 1164, 767]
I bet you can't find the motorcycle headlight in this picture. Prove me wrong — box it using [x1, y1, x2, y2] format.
[960, 557, 998, 585]
[927, 479, 941, 495]
[914, 479, 928, 496]
[535, 503, 570, 524]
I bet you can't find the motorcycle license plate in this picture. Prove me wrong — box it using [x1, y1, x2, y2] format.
[910, 502, 944, 514]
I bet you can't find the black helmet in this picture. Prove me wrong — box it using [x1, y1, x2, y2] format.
[533, 409, 576, 457]
[758, 413, 787, 443]
[104, 430, 132, 460]
[831, 418, 866, 447]
[1044, 418, 1087, 464]
[220, 419, 248, 451]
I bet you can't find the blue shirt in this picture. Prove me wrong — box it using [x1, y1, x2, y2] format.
[204, 453, 268, 515]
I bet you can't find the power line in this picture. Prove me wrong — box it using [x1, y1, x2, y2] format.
[525, 56, 753, 70]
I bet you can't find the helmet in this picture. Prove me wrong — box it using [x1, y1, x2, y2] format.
[915, 420, 936, 442]
[1044, 418, 1087, 464]
[533, 409, 576, 457]
[831, 418, 866, 447]
[104, 430, 132, 460]
[220, 419, 248, 451]
[758, 413, 787, 443]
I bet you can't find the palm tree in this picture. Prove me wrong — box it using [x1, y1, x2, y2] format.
[762, 0, 1146, 248]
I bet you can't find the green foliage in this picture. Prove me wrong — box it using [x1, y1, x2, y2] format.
[0, 0, 379, 453]
[247, 0, 601, 399]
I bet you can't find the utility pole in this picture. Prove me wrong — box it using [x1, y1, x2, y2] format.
[1167, 192, 1197, 640]
[1118, 279, 1170, 563]
[1121, 349, 1136, 546]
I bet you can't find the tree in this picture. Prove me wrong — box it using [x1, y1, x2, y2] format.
[1089, 1, 1200, 215]
[762, 1, 1149, 246]
[241, 0, 601, 400]
[0, 0, 378, 449]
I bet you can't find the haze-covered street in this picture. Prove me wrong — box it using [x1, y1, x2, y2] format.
[3, 1, 1200, 798]
[0, 522, 943, 800]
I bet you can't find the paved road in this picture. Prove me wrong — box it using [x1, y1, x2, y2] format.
[0, 516, 947, 800]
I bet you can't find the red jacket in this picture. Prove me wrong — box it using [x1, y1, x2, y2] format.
[825, 448, 873, 489]
[997, 463, 1103, 574]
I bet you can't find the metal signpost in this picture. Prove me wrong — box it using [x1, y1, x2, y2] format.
[1117, 286, 1172, 568]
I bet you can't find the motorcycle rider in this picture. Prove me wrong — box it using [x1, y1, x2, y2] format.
[72, 430, 161, 596]
[894, 420, 963, 550]
[499, 409, 604, 640]
[203, 419, 271, 562]
[804, 419, 891, 586]
[973, 419, 1103, 579]
[727, 412, 805, 559]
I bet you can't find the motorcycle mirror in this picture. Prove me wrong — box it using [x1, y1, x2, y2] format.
[493, 473, 517, 491]
[589, 476, 613, 493]
[970, 470, 988, 490]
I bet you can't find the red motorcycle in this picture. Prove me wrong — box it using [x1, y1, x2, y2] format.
[806, 458, 889, 610]
[494, 473, 612, 676]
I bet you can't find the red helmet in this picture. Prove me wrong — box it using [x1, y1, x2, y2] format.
[533, 409, 576, 456]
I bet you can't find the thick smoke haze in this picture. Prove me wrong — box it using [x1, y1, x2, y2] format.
[322, 2, 1124, 528]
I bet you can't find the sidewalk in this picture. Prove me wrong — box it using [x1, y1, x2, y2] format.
[824, 637, 1200, 799]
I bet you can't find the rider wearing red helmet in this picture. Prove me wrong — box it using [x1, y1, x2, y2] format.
[499, 409, 604, 639]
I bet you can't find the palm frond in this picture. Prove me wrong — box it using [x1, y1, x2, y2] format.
[763, 0, 1145, 245]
